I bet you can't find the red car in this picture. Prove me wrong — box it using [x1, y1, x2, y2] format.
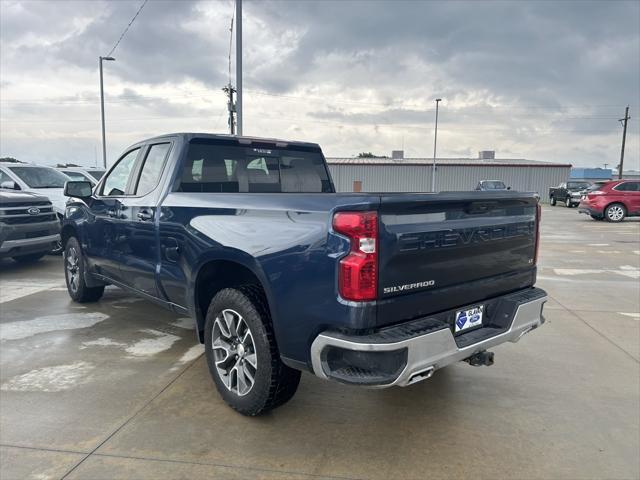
[578, 180, 640, 222]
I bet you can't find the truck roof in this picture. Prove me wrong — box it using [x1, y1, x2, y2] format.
[140, 132, 321, 149]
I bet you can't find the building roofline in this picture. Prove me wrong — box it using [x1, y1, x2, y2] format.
[326, 157, 572, 168]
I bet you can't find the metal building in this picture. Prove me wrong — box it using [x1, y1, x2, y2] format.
[326, 157, 571, 202]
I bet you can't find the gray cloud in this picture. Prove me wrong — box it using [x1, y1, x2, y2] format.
[0, 0, 638, 169]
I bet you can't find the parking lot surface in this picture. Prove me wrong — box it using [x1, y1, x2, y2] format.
[1, 206, 639, 480]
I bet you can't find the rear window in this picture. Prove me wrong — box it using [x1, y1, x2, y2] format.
[176, 141, 333, 193]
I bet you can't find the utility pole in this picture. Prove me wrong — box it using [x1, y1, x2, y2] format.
[235, 0, 243, 136]
[223, 84, 236, 135]
[99, 56, 115, 168]
[618, 105, 630, 179]
[431, 98, 442, 192]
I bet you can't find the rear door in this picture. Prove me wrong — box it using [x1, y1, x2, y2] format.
[613, 181, 640, 214]
[377, 192, 538, 325]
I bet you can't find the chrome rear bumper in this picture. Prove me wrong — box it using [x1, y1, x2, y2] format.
[310, 293, 546, 387]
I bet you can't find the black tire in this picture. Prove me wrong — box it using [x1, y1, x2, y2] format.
[565, 199, 573, 208]
[550, 196, 556, 206]
[204, 286, 301, 416]
[64, 237, 105, 302]
[604, 203, 626, 223]
[12, 252, 46, 263]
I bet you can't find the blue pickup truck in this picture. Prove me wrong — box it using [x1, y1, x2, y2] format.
[62, 133, 546, 415]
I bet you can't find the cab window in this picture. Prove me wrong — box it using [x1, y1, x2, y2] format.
[101, 148, 140, 196]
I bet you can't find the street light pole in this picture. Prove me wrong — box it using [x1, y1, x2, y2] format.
[99, 56, 115, 168]
[431, 98, 442, 192]
[235, 0, 242, 136]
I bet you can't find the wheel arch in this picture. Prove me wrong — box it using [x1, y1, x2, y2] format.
[60, 224, 78, 247]
[193, 257, 274, 344]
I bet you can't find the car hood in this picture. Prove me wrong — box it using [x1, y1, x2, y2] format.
[28, 188, 67, 214]
[0, 190, 49, 204]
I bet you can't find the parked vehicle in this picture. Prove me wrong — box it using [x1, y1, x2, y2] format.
[0, 163, 70, 215]
[62, 133, 546, 416]
[0, 191, 60, 263]
[1, 162, 70, 253]
[475, 180, 510, 191]
[578, 180, 640, 222]
[548, 181, 592, 207]
[57, 166, 105, 186]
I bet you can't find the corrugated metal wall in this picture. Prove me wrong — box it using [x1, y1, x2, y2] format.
[327, 164, 571, 203]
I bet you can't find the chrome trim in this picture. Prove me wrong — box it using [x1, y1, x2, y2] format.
[0, 234, 60, 253]
[310, 295, 546, 387]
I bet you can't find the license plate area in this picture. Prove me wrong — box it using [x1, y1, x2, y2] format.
[454, 305, 484, 335]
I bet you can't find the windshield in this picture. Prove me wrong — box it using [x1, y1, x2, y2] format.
[8, 166, 68, 188]
[63, 171, 92, 182]
[482, 181, 507, 190]
[88, 170, 105, 180]
[567, 182, 591, 190]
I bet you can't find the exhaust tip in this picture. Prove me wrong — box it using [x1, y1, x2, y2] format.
[407, 366, 435, 385]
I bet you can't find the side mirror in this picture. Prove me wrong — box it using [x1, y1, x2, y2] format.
[64, 180, 93, 198]
[0, 180, 19, 190]
[507, 186, 511, 190]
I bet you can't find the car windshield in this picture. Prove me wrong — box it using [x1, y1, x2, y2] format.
[88, 170, 105, 180]
[567, 182, 591, 190]
[8, 166, 68, 188]
[63, 171, 91, 182]
[482, 181, 507, 189]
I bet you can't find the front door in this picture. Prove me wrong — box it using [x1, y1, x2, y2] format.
[117, 142, 172, 297]
[84, 147, 141, 283]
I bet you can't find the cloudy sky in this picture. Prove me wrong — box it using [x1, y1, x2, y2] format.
[1, 0, 639, 169]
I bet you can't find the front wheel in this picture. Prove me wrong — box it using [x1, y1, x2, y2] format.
[64, 237, 105, 302]
[550, 197, 556, 206]
[204, 287, 300, 416]
[605, 203, 626, 222]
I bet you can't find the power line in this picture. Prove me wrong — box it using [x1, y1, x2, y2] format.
[106, 0, 149, 58]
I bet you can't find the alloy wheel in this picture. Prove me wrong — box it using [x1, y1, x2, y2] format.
[607, 205, 624, 221]
[66, 247, 80, 293]
[211, 309, 258, 396]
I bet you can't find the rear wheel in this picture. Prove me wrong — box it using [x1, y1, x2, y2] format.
[12, 252, 46, 263]
[550, 196, 556, 206]
[604, 203, 626, 222]
[204, 287, 300, 416]
[64, 237, 105, 302]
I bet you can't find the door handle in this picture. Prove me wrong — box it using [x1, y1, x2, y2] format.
[137, 210, 153, 221]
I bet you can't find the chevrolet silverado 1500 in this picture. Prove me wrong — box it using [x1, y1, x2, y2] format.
[62, 133, 546, 415]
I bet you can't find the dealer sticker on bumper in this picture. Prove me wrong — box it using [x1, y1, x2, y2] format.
[455, 305, 484, 333]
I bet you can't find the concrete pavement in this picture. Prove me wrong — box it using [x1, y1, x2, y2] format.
[1, 206, 638, 479]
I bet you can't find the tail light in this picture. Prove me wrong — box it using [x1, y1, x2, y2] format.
[333, 211, 378, 301]
[534, 203, 541, 265]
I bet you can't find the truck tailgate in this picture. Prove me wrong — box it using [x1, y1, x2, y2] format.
[376, 192, 539, 326]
